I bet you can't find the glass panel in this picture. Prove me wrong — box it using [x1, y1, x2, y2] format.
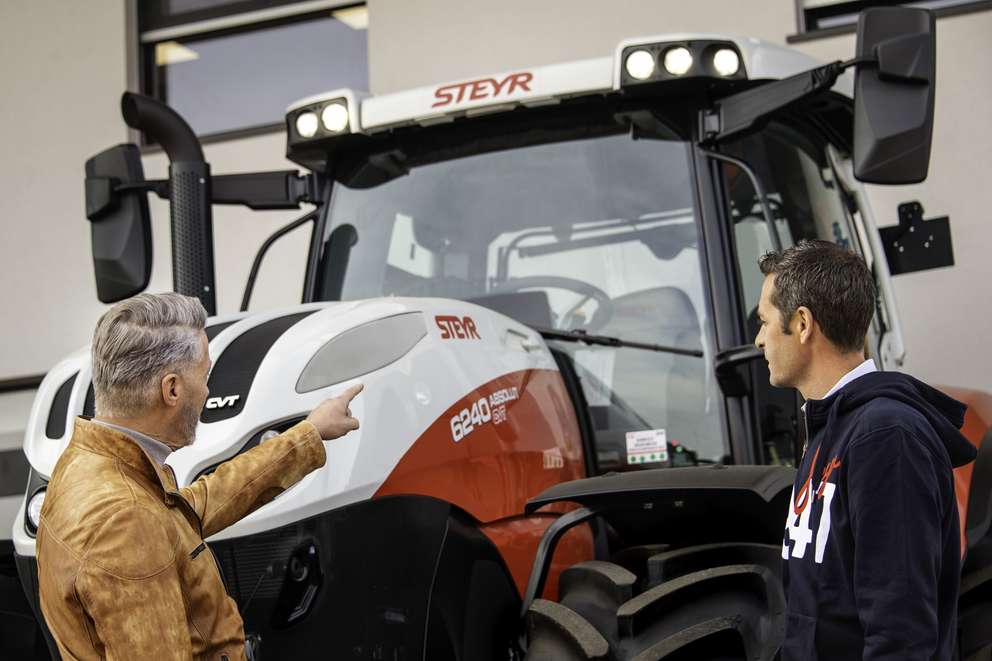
[724, 124, 860, 329]
[149, 10, 368, 136]
[322, 134, 727, 467]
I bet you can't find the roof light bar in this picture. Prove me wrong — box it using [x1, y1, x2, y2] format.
[287, 96, 353, 147]
[618, 40, 747, 86]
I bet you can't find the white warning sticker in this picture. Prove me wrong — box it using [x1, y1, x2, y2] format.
[626, 429, 668, 465]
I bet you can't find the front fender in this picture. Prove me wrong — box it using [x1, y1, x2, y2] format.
[525, 465, 796, 546]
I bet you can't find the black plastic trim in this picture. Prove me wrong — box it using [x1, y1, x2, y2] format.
[200, 310, 317, 423]
[0, 449, 29, 498]
[205, 320, 237, 341]
[83, 385, 95, 418]
[45, 373, 78, 439]
[525, 465, 795, 548]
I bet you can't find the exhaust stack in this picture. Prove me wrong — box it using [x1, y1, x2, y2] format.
[121, 92, 216, 314]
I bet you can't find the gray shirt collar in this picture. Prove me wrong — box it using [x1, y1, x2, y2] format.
[91, 419, 173, 465]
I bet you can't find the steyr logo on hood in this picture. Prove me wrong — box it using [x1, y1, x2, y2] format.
[436, 316, 481, 340]
[205, 395, 240, 409]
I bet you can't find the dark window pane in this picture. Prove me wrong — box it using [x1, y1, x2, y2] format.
[141, 0, 307, 32]
[801, 0, 985, 32]
[151, 12, 368, 136]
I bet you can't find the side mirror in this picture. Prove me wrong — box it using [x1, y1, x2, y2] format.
[853, 7, 936, 184]
[84, 144, 152, 303]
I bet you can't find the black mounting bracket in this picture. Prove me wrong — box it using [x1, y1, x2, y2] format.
[879, 201, 953, 275]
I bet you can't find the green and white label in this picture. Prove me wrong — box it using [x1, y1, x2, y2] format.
[626, 429, 668, 464]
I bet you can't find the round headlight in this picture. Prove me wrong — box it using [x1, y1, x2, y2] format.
[713, 48, 741, 77]
[624, 49, 656, 81]
[260, 429, 280, 443]
[321, 103, 349, 132]
[295, 111, 319, 138]
[663, 47, 693, 76]
[27, 490, 45, 531]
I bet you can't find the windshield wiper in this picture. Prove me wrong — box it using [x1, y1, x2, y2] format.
[533, 327, 704, 358]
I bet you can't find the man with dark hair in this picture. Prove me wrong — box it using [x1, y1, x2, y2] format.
[755, 240, 976, 660]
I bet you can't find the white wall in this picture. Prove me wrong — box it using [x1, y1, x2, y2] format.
[0, 0, 127, 380]
[1, 0, 989, 394]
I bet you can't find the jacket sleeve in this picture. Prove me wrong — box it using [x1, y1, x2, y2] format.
[76, 505, 192, 660]
[180, 420, 326, 538]
[847, 426, 945, 661]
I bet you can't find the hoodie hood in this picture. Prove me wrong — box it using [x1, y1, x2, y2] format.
[805, 370, 977, 467]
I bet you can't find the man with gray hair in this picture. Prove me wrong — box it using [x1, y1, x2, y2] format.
[36, 292, 363, 660]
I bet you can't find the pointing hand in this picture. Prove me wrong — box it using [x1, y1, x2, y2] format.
[306, 383, 364, 440]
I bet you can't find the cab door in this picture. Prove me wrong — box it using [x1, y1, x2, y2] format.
[714, 121, 870, 467]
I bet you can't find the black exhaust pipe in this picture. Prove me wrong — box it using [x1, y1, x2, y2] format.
[120, 92, 216, 315]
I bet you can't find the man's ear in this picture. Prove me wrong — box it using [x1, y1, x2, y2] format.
[160, 373, 181, 409]
[794, 306, 815, 344]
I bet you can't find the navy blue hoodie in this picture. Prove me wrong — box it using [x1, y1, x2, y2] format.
[781, 370, 977, 661]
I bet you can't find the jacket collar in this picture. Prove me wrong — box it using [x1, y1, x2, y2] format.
[71, 417, 178, 495]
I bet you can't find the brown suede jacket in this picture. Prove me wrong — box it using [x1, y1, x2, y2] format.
[37, 417, 326, 660]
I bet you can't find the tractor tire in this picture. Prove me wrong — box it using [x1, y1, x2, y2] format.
[525, 543, 785, 661]
[959, 540, 992, 661]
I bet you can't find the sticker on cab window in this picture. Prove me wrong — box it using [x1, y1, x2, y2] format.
[626, 429, 668, 465]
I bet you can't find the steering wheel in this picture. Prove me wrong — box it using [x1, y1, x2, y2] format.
[490, 276, 615, 333]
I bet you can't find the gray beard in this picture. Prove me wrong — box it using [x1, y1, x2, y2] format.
[178, 398, 200, 444]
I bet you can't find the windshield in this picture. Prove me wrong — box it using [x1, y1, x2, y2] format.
[318, 133, 725, 467]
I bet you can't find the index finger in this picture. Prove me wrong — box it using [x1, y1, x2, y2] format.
[338, 383, 364, 404]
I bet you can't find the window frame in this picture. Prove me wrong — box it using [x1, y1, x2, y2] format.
[131, 0, 368, 147]
[788, 0, 992, 43]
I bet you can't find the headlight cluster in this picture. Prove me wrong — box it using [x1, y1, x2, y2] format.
[620, 41, 745, 85]
[289, 98, 352, 141]
[26, 488, 45, 535]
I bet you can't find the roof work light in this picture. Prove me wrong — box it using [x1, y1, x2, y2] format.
[663, 47, 693, 75]
[713, 48, 741, 76]
[625, 49, 656, 80]
[618, 40, 747, 86]
[286, 94, 356, 149]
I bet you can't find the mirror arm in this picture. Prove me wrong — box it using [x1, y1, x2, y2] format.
[116, 179, 169, 199]
[700, 60, 846, 144]
[212, 171, 321, 210]
[85, 177, 168, 221]
[85, 171, 321, 223]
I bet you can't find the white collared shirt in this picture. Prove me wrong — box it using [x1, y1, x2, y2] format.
[802, 358, 878, 412]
